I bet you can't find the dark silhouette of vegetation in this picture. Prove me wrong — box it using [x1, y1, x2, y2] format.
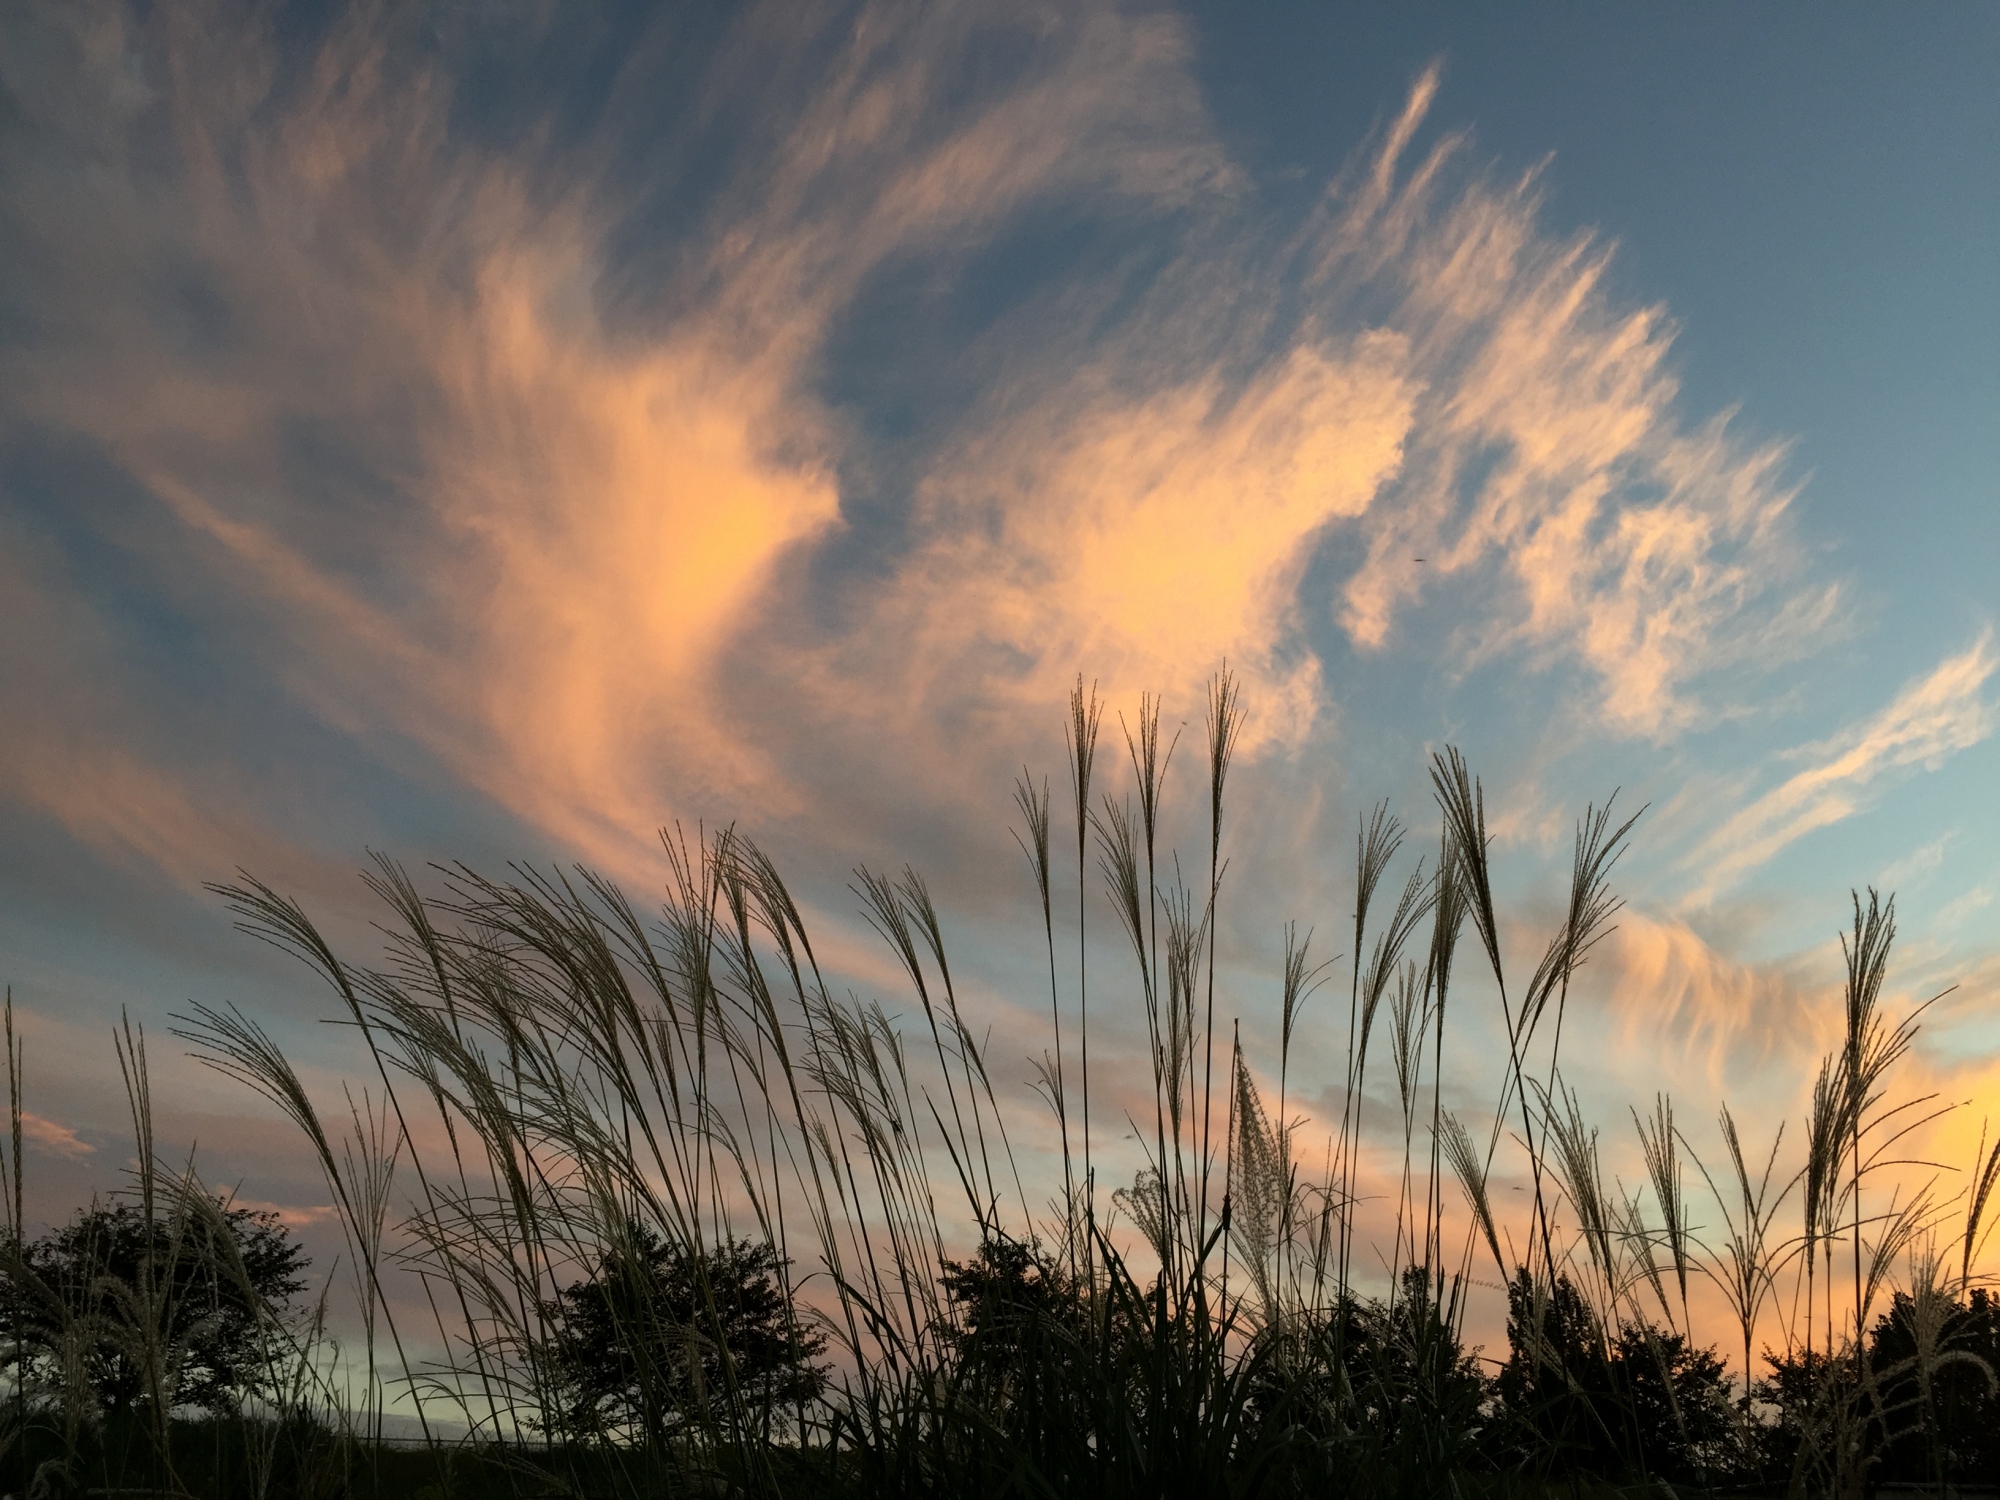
[937, 1232, 1093, 1392]
[540, 1226, 827, 1440]
[1494, 1270, 1734, 1483]
[1758, 1284, 2000, 1490]
[1, 679, 1994, 1498]
[1248, 1268, 1490, 1489]
[0, 1197, 307, 1418]
[1863, 1283, 2000, 1484]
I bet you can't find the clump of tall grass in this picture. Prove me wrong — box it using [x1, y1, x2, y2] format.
[0, 992, 399, 1500]
[3, 674, 1994, 1498]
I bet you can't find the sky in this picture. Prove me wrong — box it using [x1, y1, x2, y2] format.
[1, 0, 1997, 1357]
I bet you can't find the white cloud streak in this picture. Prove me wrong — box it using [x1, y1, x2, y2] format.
[1686, 630, 1999, 902]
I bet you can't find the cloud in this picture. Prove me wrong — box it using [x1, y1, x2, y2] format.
[21, 1112, 93, 1159]
[0, 0, 1240, 877]
[1936, 885, 1994, 929]
[4, 6, 1846, 892]
[1327, 156, 1837, 740]
[0, 0, 1924, 995]
[1878, 832, 1954, 890]
[1685, 630, 1998, 902]
[765, 60, 1839, 794]
[819, 337, 1416, 759]
[224, 1196, 339, 1232]
[3, 1, 845, 869]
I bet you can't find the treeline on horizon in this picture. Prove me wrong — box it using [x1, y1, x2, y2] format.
[1, 672, 1996, 1500]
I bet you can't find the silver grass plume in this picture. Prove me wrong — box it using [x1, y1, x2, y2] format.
[1633, 1093, 1691, 1318]
[1962, 1121, 2000, 1287]
[1441, 1112, 1504, 1279]
[1229, 1052, 1288, 1329]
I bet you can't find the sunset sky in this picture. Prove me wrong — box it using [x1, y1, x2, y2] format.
[1, 1, 1996, 1324]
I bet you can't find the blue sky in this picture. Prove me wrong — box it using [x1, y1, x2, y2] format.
[0, 1, 1995, 1330]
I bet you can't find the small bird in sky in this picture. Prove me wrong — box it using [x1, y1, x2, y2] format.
[1413, 557, 1425, 562]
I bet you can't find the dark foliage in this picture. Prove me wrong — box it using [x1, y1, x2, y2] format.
[1755, 1289, 2000, 1490]
[0, 1198, 307, 1418]
[925, 1233, 1269, 1500]
[940, 1236, 1081, 1346]
[1257, 1269, 1493, 1493]
[1248, 1271, 1488, 1451]
[1495, 1271, 1615, 1473]
[1493, 1270, 1734, 1484]
[926, 1245, 1493, 1500]
[1603, 1321, 1736, 1482]
[938, 1234, 1094, 1398]
[1863, 1286, 1999, 1485]
[918, 1233, 1239, 1497]
[1753, 1343, 1851, 1486]
[540, 1225, 828, 1442]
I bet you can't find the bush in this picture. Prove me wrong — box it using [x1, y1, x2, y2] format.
[1758, 1285, 2000, 1489]
[938, 1233, 1093, 1396]
[1247, 1269, 1491, 1491]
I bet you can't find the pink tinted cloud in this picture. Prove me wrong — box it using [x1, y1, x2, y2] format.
[1329, 153, 1834, 739]
[21, 1112, 93, 1160]
[8, 7, 1851, 894]
[776, 65, 1840, 798]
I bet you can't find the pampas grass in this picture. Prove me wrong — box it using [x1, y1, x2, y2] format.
[0, 678, 1991, 1498]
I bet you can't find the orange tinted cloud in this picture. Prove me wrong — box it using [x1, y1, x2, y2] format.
[1333, 170, 1832, 739]
[784, 64, 1839, 786]
[3, 0, 1236, 877]
[847, 337, 1417, 754]
[7, 8, 1854, 884]
[1603, 908, 1833, 1090]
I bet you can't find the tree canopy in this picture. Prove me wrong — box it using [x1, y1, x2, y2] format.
[1, 1197, 309, 1418]
[540, 1227, 827, 1442]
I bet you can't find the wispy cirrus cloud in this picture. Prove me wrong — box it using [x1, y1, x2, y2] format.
[1, 0, 1931, 1062]
[0, 0, 1238, 878]
[764, 59, 1836, 802]
[1684, 630, 1998, 903]
[1600, 908, 1832, 1090]
[3, 3, 1845, 889]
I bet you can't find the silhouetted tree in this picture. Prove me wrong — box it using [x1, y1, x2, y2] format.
[938, 1235, 1086, 1375]
[1494, 1270, 1734, 1483]
[0, 1198, 308, 1417]
[1606, 1321, 1736, 1482]
[1244, 1269, 1487, 1449]
[1753, 1343, 1845, 1484]
[1756, 1289, 2000, 1489]
[541, 1226, 827, 1441]
[1865, 1285, 2000, 1485]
